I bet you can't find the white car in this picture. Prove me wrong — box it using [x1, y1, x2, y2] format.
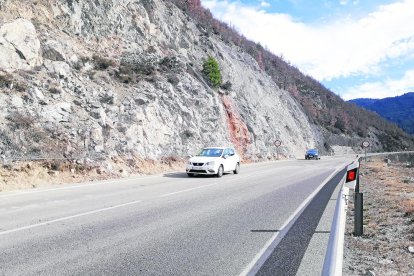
[186, 147, 240, 177]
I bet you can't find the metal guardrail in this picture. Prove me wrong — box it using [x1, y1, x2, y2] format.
[322, 151, 414, 275]
[322, 185, 349, 276]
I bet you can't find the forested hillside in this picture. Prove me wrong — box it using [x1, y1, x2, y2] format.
[350, 93, 414, 135]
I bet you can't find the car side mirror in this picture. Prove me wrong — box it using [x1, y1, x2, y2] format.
[187, 155, 193, 158]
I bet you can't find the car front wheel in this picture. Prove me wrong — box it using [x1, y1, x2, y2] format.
[216, 165, 224, 178]
[187, 173, 194, 177]
[233, 163, 240, 174]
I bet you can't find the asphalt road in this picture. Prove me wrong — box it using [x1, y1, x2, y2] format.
[0, 157, 351, 275]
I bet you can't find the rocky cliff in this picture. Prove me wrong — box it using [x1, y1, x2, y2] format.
[0, 0, 410, 171]
[0, 0, 322, 165]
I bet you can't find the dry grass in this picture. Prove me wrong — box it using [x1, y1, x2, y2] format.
[402, 199, 414, 218]
[343, 156, 414, 276]
[0, 156, 187, 193]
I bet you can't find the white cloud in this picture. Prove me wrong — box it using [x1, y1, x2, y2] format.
[341, 70, 414, 100]
[260, 1, 271, 8]
[202, 0, 414, 83]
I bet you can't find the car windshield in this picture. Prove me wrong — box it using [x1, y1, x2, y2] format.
[197, 148, 223, 157]
[307, 149, 318, 154]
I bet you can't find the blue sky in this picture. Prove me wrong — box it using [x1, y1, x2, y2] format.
[202, 0, 414, 100]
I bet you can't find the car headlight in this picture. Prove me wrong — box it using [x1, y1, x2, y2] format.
[205, 161, 215, 166]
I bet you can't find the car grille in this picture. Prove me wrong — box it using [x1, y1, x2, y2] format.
[192, 163, 205, 166]
[189, 169, 208, 173]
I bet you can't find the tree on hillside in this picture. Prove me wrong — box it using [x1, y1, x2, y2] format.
[170, 0, 414, 150]
[202, 57, 222, 88]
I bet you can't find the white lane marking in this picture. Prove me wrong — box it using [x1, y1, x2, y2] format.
[0, 200, 142, 236]
[0, 160, 351, 236]
[0, 159, 301, 198]
[238, 162, 348, 276]
[0, 158, 350, 199]
[0, 173, 178, 199]
[0, 180, 136, 198]
[158, 170, 265, 198]
[159, 182, 220, 197]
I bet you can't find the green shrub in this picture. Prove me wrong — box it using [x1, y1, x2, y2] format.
[202, 56, 222, 88]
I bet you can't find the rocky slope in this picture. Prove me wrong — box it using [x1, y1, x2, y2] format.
[0, 0, 411, 171]
[0, 0, 321, 164]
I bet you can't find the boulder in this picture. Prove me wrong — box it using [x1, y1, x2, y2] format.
[41, 103, 72, 122]
[44, 60, 71, 78]
[0, 18, 42, 71]
[42, 40, 66, 62]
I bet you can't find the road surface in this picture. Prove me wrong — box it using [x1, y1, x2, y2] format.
[0, 157, 351, 275]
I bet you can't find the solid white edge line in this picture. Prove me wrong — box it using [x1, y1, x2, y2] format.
[2, 152, 411, 198]
[0, 175, 164, 198]
[0, 199, 142, 236]
[159, 182, 219, 197]
[0, 159, 305, 198]
[238, 162, 348, 276]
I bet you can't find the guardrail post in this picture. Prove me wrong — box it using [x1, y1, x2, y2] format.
[354, 192, 363, 236]
[353, 159, 364, 236]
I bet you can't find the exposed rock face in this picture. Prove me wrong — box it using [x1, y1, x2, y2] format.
[221, 95, 250, 154]
[0, 0, 319, 161]
[0, 18, 42, 71]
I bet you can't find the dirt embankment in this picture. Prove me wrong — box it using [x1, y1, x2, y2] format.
[343, 156, 414, 275]
[0, 157, 186, 192]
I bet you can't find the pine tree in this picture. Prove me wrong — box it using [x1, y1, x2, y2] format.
[202, 57, 222, 88]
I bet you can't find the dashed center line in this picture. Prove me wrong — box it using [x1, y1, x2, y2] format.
[0, 160, 350, 238]
[0, 200, 142, 236]
[0, 182, 223, 236]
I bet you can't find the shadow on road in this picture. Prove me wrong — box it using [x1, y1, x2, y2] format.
[162, 172, 189, 178]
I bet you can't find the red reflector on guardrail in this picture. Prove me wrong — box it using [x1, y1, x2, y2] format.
[346, 168, 357, 182]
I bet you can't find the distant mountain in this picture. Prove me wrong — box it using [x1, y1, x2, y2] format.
[349, 93, 414, 134]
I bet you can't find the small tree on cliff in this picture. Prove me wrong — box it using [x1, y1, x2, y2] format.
[202, 57, 222, 88]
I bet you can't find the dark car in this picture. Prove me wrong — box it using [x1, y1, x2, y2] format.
[305, 149, 320, 160]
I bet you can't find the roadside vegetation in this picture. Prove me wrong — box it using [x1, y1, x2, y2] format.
[343, 155, 414, 275]
[202, 56, 222, 88]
